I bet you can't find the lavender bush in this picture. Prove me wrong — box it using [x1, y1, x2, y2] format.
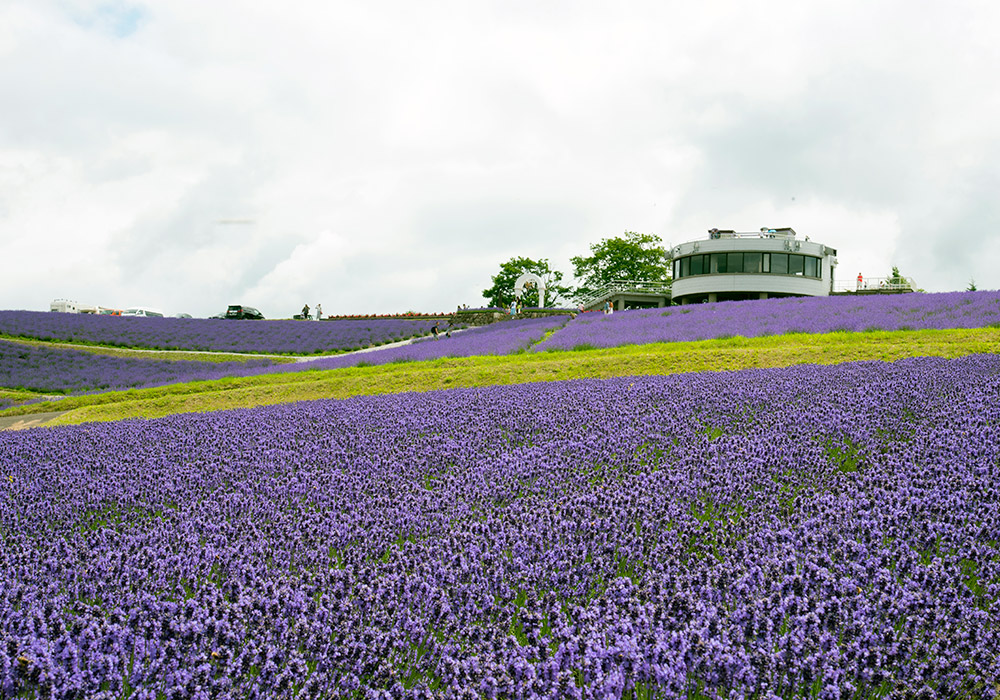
[0, 312, 443, 354]
[0, 340, 276, 394]
[536, 290, 1000, 351]
[3, 355, 998, 698]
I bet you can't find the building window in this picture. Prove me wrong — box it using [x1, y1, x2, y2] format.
[727, 252, 743, 273]
[789, 254, 805, 276]
[691, 255, 704, 276]
[710, 253, 726, 274]
[674, 252, 821, 278]
[771, 253, 788, 275]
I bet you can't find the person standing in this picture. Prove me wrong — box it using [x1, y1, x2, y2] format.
[302, 303, 310, 319]
[856, 273, 863, 290]
[315, 303, 323, 320]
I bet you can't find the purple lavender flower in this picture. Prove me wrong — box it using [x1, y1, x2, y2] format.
[0, 311, 445, 354]
[3, 354, 998, 696]
[536, 290, 1000, 351]
[0, 339, 276, 394]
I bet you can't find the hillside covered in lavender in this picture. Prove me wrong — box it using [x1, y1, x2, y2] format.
[0, 340, 278, 395]
[536, 290, 1000, 351]
[291, 315, 569, 372]
[3, 355, 998, 697]
[0, 311, 443, 354]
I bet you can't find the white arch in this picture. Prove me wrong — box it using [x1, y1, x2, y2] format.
[514, 272, 546, 308]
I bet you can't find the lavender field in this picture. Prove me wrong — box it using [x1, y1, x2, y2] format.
[0, 312, 443, 354]
[536, 291, 1000, 351]
[291, 316, 570, 371]
[3, 355, 998, 698]
[0, 340, 277, 394]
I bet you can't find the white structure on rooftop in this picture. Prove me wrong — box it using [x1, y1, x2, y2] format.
[670, 227, 839, 304]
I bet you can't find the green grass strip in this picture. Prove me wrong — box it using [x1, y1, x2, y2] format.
[0, 388, 46, 403]
[3, 327, 999, 427]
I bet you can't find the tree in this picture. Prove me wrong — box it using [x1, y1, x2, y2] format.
[889, 266, 905, 285]
[570, 231, 671, 301]
[481, 257, 573, 309]
[967, 277, 978, 292]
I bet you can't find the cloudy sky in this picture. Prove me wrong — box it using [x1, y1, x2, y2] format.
[2, 0, 998, 317]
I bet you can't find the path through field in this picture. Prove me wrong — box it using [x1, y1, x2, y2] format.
[0, 410, 69, 431]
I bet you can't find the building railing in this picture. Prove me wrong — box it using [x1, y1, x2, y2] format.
[577, 280, 672, 308]
[833, 277, 917, 293]
[708, 230, 796, 240]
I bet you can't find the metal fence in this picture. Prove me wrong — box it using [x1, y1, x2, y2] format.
[833, 276, 917, 293]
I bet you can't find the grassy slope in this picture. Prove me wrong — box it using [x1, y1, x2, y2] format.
[2, 327, 998, 427]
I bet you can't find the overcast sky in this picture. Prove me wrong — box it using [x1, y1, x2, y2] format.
[2, 0, 998, 317]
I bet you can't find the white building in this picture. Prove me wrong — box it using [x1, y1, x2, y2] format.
[670, 228, 838, 305]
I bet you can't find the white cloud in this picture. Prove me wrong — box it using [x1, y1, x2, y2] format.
[2, 0, 999, 317]
[243, 230, 356, 316]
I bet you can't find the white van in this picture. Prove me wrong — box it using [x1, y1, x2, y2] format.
[121, 307, 165, 318]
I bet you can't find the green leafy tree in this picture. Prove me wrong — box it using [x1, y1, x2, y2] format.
[967, 277, 978, 292]
[570, 231, 671, 301]
[481, 257, 573, 309]
[889, 266, 905, 284]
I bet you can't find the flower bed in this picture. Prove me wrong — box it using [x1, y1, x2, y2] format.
[0, 340, 276, 394]
[3, 355, 998, 697]
[534, 290, 1000, 351]
[0, 312, 442, 354]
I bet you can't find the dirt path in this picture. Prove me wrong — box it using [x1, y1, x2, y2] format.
[0, 411, 70, 431]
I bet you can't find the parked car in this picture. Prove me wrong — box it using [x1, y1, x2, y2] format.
[225, 305, 264, 320]
[122, 307, 165, 318]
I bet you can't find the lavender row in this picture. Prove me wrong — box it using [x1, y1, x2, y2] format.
[0, 340, 277, 395]
[0, 311, 443, 354]
[536, 290, 1000, 351]
[4, 355, 999, 698]
[289, 315, 570, 371]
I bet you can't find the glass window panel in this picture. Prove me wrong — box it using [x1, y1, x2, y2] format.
[789, 255, 804, 276]
[710, 253, 726, 274]
[680, 257, 690, 278]
[691, 255, 704, 275]
[804, 256, 818, 278]
[771, 253, 788, 274]
[727, 252, 743, 273]
[744, 252, 762, 273]
[673, 260, 679, 278]
[763, 253, 770, 273]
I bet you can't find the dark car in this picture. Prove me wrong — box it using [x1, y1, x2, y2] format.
[225, 305, 264, 320]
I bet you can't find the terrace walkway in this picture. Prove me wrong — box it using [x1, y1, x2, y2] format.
[576, 280, 672, 312]
[830, 276, 917, 295]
